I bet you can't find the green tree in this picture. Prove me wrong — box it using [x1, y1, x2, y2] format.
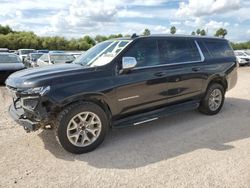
[215, 28, 228, 38]
[95, 35, 108, 43]
[170, 26, 176, 34]
[0, 25, 13, 35]
[83, 35, 96, 46]
[196, 29, 201, 35]
[191, 31, 196, 35]
[143, 29, 151, 36]
[200, 29, 206, 36]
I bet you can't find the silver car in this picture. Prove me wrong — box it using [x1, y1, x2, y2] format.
[37, 53, 75, 67]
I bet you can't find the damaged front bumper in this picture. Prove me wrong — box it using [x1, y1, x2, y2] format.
[9, 104, 41, 132]
[7, 86, 54, 132]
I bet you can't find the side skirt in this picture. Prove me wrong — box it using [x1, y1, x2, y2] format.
[112, 100, 200, 128]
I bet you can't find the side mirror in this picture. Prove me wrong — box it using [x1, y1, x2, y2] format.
[121, 57, 137, 73]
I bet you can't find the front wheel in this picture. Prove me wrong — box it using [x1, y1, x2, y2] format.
[198, 83, 225, 115]
[55, 102, 108, 154]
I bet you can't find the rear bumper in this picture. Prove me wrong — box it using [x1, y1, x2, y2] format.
[9, 104, 41, 132]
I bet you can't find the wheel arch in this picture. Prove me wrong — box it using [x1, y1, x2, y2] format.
[206, 75, 228, 92]
[58, 93, 113, 123]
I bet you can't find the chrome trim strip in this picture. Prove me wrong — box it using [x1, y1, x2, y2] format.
[133, 40, 205, 70]
[195, 40, 205, 62]
[134, 117, 159, 125]
[118, 95, 139, 102]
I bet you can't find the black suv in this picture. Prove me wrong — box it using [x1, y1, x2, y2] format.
[6, 35, 237, 154]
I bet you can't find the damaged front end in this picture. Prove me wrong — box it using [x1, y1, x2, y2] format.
[7, 86, 54, 132]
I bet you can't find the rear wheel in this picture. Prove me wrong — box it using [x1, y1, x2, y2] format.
[55, 102, 108, 154]
[198, 83, 225, 115]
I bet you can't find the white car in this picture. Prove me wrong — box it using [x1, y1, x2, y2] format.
[17, 49, 36, 62]
[37, 53, 75, 67]
[234, 50, 250, 65]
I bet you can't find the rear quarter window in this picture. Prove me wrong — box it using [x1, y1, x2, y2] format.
[203, 40, 234, 58]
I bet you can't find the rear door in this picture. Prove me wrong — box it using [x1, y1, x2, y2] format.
[156, 38, 205, 103]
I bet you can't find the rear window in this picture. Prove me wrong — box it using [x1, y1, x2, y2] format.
[204, 40, 234, 58]
[158, 38, 201, 64]
[0, 54, 20, 63]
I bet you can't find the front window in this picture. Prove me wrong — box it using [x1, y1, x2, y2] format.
[74, 40, 131, 67]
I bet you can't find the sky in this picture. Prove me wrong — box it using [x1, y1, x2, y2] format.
[0, 0, 250, 42]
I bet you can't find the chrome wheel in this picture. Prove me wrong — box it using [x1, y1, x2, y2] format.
[66, 112, 102, 147]
[208, 89, 222, 111]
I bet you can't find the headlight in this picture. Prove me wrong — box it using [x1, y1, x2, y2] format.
[21, 86, 50, 96]
[239, 58, 247, 63]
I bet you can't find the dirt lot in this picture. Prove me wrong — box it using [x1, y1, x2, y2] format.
[0, 67, 250, 188]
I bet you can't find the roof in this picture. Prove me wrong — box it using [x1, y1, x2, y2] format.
[112, 34, 227, 41]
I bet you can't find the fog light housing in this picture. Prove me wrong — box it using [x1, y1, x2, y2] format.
[22, 97, 39, 110]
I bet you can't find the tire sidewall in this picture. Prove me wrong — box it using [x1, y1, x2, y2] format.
[56, 102, 108, 154]
[199, 83, 225, 115]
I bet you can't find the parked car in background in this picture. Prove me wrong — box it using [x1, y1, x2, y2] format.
[0, 48, 9, 53]
[66, 51, 84, 59]
[49, 50, 64, 53]
[6, 35, 237, 154]
[37, 53, 75, 67]
[234, 50, 250, 65]
[0, 53, 25, 83]
[24, 53, 44, 68]
[17, 49, 36, 62]
[37, 49, 49, 53]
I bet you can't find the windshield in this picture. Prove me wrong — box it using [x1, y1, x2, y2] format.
[50, 54, 75, 64]
[74, 40, 131, 67]
[244, 51, 250, 56]
[31, 53, 43, 60]
[19, 49, 36, 55]
[0, 54, 20, 63]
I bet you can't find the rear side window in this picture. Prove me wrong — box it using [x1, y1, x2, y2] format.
[158, 38, 201, 64]
[204, 40, 234, 58]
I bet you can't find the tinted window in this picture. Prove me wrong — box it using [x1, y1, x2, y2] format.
[204, 40, 234, 58]
[0, 54, 20, 63]
[123, 39, 159, 67]
[158, 39, 201, 64]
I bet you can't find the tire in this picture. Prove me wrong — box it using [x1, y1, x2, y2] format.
[55, 102, 108, 154]
[198, 83, 225, 115]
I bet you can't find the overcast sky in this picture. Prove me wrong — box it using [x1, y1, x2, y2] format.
[0, 0, 250, 42]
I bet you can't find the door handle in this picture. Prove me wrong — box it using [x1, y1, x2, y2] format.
[192, 67, 201, 72]
[154, 72, 166, 77]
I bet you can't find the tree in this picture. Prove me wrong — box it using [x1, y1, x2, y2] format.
[143, 29, 151, 36]
[196, 29, 201, 35]
[215, 28, 228, 38]
[191, 31, 196, 35]
[95, 35, 108, 43]
[83, 35, 96, 46]
[200, 29, 206, 36]
[170, 26, 176, 34]
[0, 25, 13, 35]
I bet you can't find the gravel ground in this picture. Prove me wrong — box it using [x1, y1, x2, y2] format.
[0, 67, 250, 188]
